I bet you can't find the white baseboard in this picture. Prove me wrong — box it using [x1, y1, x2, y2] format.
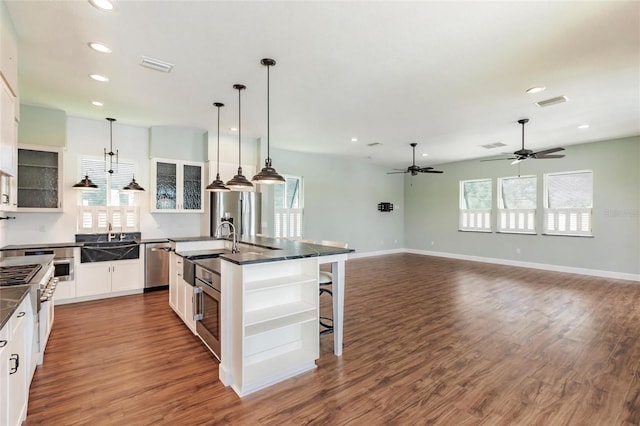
[349, 248, 404, 259]
[404, 248, 640, 282]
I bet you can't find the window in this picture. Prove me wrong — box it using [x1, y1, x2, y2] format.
[77, 157, 140, 233]
[79, 157, 136, 207]
[459, 179, 492, 232]
[497, 175, 536, 234]
[274, 175, 303, 238]
[544, 170, 593, 236]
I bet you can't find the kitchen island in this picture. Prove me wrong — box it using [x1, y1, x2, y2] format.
[170, 236, 353, 397]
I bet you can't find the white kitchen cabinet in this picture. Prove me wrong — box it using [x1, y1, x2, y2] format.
[220, 257, 319, 397]
[1, 297, 30, 426]
[76, 259, 143, 298]
[169, 252, 196, 333]
[0, 79, 16, 177]
[169, 252, 181, 311]
[150, 158, 204, 213]
[16, 145, 63, 211]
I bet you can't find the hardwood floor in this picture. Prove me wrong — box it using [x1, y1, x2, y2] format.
[26, 254, 640, 425]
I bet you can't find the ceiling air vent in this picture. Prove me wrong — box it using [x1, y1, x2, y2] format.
[481, 142, 507, 149]
[536, 95, 568, 108]
[367, 142, 382, 147]
[140, 56, 174, 73]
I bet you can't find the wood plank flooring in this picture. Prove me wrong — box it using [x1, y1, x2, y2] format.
[26, 254, 640, 425]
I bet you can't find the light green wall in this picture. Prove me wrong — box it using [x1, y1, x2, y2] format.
[149, 126, 207, 162]
[266, 148, 405, 253]
[19, 105, 66, 147]
[404, 136, 640, 276]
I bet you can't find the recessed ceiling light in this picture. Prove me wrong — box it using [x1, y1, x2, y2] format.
[351, 137, 358, 143]
[89, 0, 114, 11]
[91, 101, 104, 107]
[88, 42, 111, 53]
[89, 74, 109, 82]
[230, 127, 238, 132]
[578, 124, 590, 129]
[526, 86, 546, 94]
[422, 153, 429, 157]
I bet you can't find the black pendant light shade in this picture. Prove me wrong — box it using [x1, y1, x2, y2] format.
[226, 84, 254, 190]
[72, 174, 99, 190]
[123, 175, 145, 192]
[252, 58, 285, 185]
[206, 102, 230, 192]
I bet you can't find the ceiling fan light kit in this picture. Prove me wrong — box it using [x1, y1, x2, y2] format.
[387, 142, 444, 176]
[481, 118, 566, 164]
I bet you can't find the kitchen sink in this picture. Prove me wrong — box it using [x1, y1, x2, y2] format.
[80, 241, 140, 263]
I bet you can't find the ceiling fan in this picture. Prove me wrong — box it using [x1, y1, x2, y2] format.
[387, 143, 443, 176]
[482, 118, 565, 164]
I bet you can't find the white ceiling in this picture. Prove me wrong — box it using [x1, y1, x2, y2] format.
[5, 1, 640, 169]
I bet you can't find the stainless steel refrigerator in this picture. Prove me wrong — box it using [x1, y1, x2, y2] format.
[209, 192, 261, 238]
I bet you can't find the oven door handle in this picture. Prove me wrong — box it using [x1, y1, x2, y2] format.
[193, 287, 203, 321]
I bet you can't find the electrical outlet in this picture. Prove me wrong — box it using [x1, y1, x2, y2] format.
[516, 248, 521, 254]
[431, 241, 435, 246]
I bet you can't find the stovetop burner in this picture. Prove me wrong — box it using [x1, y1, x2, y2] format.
[0, 264, 43, 286]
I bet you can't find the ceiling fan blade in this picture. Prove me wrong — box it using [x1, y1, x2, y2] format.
[387, 171, 408, 175]
[418, 167, 433, 171]
[534, 147, 565, 155]
[511, 158, 526, 165]
[535, 154, 565, 159]
[421, 169, 443, 174]
[481, 157, 517, 162]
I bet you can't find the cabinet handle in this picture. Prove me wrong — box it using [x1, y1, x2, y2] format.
[0, 340, 7, 348]
[9, 353, 19, 374]
[193, 287, 203, 321]
[16, 311, 25, 318]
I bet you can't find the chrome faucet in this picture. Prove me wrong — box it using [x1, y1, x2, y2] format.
[215, 221, 239, 253]
[107, 222, 116, 242]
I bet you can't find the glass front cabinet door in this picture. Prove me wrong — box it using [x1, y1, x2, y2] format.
[17, 145, 63, 211]
[151, 159, 203, 213]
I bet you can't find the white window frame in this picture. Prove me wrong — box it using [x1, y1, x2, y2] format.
[274, 175, 303, 239]
[543, 170, 593, 237]
[459, 179, 492, 232]
[76, 156, 141, 232]
[496, 175, 537, 234]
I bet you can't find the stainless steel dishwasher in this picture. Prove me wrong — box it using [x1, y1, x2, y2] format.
[144, 241, 171, 291]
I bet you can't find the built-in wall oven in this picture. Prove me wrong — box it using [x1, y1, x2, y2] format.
[194, 265, 221, 360]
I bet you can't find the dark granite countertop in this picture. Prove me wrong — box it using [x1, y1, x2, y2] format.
[0, 286, 31, 330]
[140, 238, 170, 244]
[1, 242, 82, 251]
[189, 236, 353, 271]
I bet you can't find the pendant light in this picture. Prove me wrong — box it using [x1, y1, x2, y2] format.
[123, 175, 145, 192]
[252, 58, 285, 185]
[72, 174, 98, 190]
[226, 84, 254, 190]
[104, 117, 118, 174]
[206, 102, 230, 192]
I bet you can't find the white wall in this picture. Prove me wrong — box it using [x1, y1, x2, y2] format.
[3, 116, 221, 245]
[265, 148, 405, 254]
[404, 136, 640, 277]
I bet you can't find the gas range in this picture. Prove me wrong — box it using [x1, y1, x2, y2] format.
[0, 263, 43, 286]
[0, 255, 56, 305]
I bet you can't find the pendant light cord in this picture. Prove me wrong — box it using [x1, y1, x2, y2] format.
[217, 105, 221, 175]
[238, 87, 242, 169]
[266, 63, 270, 163]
